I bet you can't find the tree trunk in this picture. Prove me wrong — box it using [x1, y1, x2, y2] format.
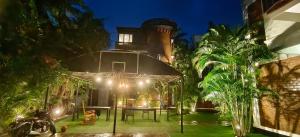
[231, 98, 252, 137]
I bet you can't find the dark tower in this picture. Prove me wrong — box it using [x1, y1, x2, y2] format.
[142, 18, 177, 63]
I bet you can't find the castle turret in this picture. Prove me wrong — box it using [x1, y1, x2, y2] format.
[142, 18, 177, 63]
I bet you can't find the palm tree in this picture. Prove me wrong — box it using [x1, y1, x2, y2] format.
[193, 24, 272, 137]
[172, 28, 200, 113]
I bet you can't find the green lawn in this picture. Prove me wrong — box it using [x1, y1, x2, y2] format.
[55, 110, 266, 137]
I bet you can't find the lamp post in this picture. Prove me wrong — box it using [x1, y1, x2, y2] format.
[104, 76, 118, 135]
[180, 77, 184, 133]
[44, 85, 50, 110]
[111, 73, 129, 134]
[72, 82, 80, 121]
[113, 89, 118, 134]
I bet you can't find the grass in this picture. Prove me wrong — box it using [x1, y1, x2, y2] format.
[55, 110, 267, 137]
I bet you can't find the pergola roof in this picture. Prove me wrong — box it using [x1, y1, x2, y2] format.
[65, 50, 182, 82]
[65, 49, 184, 133]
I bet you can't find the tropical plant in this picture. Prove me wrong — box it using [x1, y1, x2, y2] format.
[171, 29, 200, 113]
[153, 81, 168, 108]
[0, 0, 108, 130]
[193, 24, 272, 137]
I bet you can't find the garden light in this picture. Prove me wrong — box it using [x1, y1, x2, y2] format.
[190, 106, 196, 112]
[16, 115, 24, 120]
[106, 79, 113, 86]
[125, 84, 129, 88]
[135, 133, 143, 137]
[119, 83, 123, 88]
[118, 101, 122, 106]
[236, 125, 241, 130]
[145, 79, 150, 84]
[138, 80, 144, 87]
[53, 108, 62, 116]
[20, 81, 28, 86]
[119, 83, 129, 89]
[171, 56, 175, 61]
[245, 34, 251, 39]
[95, 76, 102, 83]
[143, 101, 147, 106]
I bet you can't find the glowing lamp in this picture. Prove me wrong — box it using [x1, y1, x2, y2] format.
[125, 84, 129, 89]
[107, 79, 113, 86]
[16, 115, 24, 120]
[53, 108, 62, 116]
[95, 76, 102, 83]
[138, 80, 144, 86]
[145, 79, 150, 84]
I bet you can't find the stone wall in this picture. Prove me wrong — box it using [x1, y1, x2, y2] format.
[259, 55, 300, 134]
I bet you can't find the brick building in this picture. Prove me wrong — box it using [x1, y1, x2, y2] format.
[115, 18, 177, 64]
[243, 0, 300, 136]
[84, 18, 178, 108]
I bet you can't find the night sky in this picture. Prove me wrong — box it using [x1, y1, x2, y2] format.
[84, 0, 244, 47]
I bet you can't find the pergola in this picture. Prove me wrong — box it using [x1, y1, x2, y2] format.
[65, 49, 184, 134]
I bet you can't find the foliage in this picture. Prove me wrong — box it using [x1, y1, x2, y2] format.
[0, 0, 108, 129]
[193, 24, 272, 136]
[0, 56, 66, 128]
[153, 81, 168, 108]
[171, 29, 200, 112]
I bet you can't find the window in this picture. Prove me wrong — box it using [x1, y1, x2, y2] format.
[119, 34, 133, 43]
[112, 62, 126, 72]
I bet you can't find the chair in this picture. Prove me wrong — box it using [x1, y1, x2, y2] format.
[82, 102, 96, 124]
[125, 109, 134, 122]
[167, 106, 176, 121]
[142, 110, 150, 119]
[124, 99, 135, 122]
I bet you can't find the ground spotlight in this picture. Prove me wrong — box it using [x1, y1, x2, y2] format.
[53, 108, 62, 116]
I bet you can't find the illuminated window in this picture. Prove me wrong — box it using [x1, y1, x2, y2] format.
[119, 34, 124, 42]
[119, 33, 133, 43]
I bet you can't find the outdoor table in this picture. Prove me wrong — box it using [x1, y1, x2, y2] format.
[82, 106, 111, 121]
[121, 107, 157, 122]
